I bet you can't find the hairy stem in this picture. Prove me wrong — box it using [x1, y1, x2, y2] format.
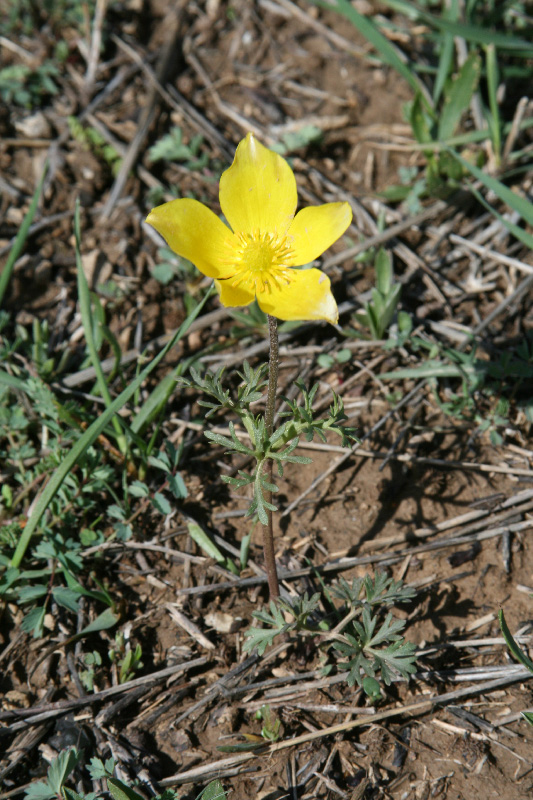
[263, 315, 280, 599]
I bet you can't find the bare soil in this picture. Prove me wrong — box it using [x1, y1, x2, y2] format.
[2, 1, 533, 799]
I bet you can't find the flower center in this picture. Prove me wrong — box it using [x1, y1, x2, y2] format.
[224, 231, 294, 295]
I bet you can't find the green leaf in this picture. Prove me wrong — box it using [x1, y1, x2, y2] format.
[128, 480, 149, 498]
[187, 521, 239, 575]
[317, 353, 335, 369]
[362, 676, 382, 700]
[107, 504, 126, 521]
[484, 43, 501, 161]
[336, 348, 352, 364]
[148, 456, 170, 473]
[438, 52, 481, 141]
[197, 780, 227, 800]
[107, 778, 145, 800]
[204, 430, 252, 455]
[152, 492, 172, 515]
[272, 125, 323, 154]
[217, 742, 267, 753]
[0, 567, 20, 593]
[168, 473, 188, 499]
[244, 602, 289, 655]
[375, 248, 392, 296]
[131, 369, 181, 435]
[21, 606, 46, 637]
[78, 608, 120, 635]
[47, 747, 81, 795]
[87, 757, 114, 781]
[24, 784, 55, 800]
[52, 587, 81, 612]
[18, 585, 48, 603]
[151, 262, 176, 284]
[63, 788, 86, 800]
[149, 127, 187, 162]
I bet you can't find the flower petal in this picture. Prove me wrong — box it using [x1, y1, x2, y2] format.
[215, 279, 255, 309]
[287, 202, 352, 265]
[257, 268, 338, 324]
[146, 198, 234, 279]
[219, 133, 297, 235]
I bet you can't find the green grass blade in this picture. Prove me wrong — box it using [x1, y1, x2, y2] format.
[433, 0, 458, 104]
[468, 184, 533, 251]
[484, 44, 501, 163]
[446, 147, 533, 228]
[74, 200, 128, 454]
[131, 370, 178, 435]
[313, 0, 433, 112]
[433, 30, 454, 105]
[380, 0, 532, 51]
[8, 286, 214, 570]
[0, 163, 47, 308]
[130, 350, 198, 435]
[408, 116, 533, 151]
[187, 520, 239, 575]
[380, 363, 472, 380]
[499, 609, 533, 674]
[429, 17, 532, 51]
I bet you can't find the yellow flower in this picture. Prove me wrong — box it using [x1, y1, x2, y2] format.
[146, 133, 352, 324]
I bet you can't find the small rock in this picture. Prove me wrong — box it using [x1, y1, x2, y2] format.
[205, 611, 242, 633]
[187, 330, 202, 350]
[3, 689, 31, 709]
[15, 112, 51, 139]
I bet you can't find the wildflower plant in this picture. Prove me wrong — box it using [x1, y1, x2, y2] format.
[147, 133, 355, 598]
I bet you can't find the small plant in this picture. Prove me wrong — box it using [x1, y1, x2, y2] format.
[25, 747, 83, 800]
[109, 631, 143, 684]
[2, 0, 98, 36]
[79, 650, 102, 692]
[0, 61, 60, 107]
[68, 117, 122, 176]
[24, 747, 227, 800]
[255, 704, 282, 742]
[317, 347, 352, 370]
[148, 126, 208, 169]
[271, 124, 323, 155]
[380, 333, 533, 441]
[244, 572, 417, 696]
[354, 248, 409, 340]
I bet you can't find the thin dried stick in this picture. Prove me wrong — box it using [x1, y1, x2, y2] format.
[85, 0, 108, 93]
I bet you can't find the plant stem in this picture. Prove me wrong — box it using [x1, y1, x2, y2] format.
[264, 315, 280, 600]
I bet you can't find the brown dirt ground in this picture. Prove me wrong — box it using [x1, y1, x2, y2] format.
[2, 1, 533, 799]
